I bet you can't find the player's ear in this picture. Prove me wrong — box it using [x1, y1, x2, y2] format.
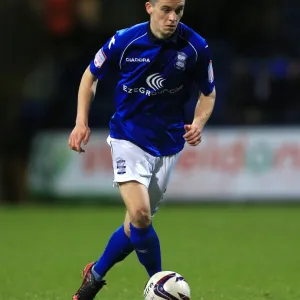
[145, 2, 153, 15]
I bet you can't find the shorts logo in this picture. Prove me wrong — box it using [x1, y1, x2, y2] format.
[146, 73, 165, 91]
[94, 48, 106, 68]
[116, 158, 126, 175]
[175, 52, 187, 70]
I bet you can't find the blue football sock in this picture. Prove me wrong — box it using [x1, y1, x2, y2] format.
[92, 225, 134, 280]
[129, 222, 162, 277]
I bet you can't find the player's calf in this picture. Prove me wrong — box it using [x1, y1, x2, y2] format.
[119, 181, 162, 277]
[129, 221, 162, 277]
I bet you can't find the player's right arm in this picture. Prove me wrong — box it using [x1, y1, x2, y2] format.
[69, 32, 122, 153]
[68, 67, 97, 153]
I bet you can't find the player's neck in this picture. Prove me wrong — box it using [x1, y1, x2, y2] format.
[149, 22, 167, 40]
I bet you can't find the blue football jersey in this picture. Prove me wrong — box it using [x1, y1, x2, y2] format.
[90, 22, 215, 157]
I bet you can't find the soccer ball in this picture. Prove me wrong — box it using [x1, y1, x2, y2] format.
[144, 271, 191, 300]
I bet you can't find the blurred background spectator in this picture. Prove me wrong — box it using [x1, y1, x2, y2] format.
[1, 0, 300, 204]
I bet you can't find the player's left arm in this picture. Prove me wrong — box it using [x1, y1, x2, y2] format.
[184, 43, 216, 146]
[192, 87, 216, 131]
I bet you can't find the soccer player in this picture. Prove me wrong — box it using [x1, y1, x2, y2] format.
[68, 0, 216, 299]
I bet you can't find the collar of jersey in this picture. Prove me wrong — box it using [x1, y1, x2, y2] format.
[147, 22, 178, 45]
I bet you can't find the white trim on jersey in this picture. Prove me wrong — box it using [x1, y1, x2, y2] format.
[119, 32, 148, 69]
[178, 35, 198, 61]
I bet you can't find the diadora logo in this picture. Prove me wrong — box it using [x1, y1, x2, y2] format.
[126, 57, 151, 63]
[146, 73, 165, 91]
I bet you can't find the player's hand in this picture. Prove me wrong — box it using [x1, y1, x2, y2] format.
[68, 124, 91, 153]
[183, 124, 202, 146]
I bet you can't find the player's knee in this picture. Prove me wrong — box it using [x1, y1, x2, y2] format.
[130, 207, 151, 228]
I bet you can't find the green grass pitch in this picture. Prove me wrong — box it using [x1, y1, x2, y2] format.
[0, 204, 300, 300]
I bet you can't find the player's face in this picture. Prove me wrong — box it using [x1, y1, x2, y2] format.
[146, 0, 185, 39]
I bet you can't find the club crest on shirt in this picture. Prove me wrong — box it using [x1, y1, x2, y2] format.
[175, 52, 188, 70]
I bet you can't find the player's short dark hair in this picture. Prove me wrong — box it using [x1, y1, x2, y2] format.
[149, 0, 186, 5]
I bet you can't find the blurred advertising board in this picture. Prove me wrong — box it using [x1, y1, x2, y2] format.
[28, 128, 300, 201]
